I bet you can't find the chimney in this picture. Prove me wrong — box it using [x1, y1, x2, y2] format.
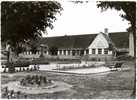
[104, 28, 108, 35]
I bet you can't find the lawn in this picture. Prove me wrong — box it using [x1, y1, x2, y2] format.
[1, 61, 135, 99]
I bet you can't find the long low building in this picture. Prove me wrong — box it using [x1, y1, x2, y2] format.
[20, 29, 129, 61]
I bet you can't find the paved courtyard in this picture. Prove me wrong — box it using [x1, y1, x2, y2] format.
[1, 61, 135, 99]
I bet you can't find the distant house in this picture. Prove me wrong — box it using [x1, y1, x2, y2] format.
[20, 29, 130, 61]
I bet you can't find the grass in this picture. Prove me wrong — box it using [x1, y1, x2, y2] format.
[1, 60, 135, 99]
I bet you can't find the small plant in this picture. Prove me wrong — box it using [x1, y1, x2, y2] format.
[19, 75, 52, 87]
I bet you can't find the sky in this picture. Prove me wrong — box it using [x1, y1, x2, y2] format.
[43, 1, 130, 37]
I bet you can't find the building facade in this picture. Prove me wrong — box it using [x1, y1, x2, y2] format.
[19, 29, 129, 61]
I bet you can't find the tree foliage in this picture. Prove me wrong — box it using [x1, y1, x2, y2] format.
[29, 37, 41, 54]
[49, 46, 58, 55]
[97, 1, 136, 58]
[71, 1, 89, 4]
[97, 2, 136, 97]
[1, 1, 62, 48]
[97, 1, 136, 33]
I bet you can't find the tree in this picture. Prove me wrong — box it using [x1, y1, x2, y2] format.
[49, 46, 58, 55]
[97, 1, 136, 98]
[1, 1, 62, 51]
[29, 37, 40, 54]
[97, 1, 136, 57]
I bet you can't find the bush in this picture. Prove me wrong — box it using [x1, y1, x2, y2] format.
[115, 55, 135, 61]
[91, 58, 97, 61]
[91, 64, 95, 67]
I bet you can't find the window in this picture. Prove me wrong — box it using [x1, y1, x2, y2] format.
[59, 50, 62, 55]
[98, 49, 102, 54]
[77, 50, 80, 55]
[92, 49, 95, 54]
[80, 50, 84, 56]
[104, 48, 108, 54]
[86, 49, 89, 54]
[72, 50, 76, 56]
[63, 50, 66, 55]
[68, 50, 70, 55]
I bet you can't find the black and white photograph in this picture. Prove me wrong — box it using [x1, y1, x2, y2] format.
[1, 0, 136, 99]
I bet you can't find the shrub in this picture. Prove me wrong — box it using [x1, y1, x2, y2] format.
[115, 55, 135, 61]
[91, 64, 95, 67]
[91, 58, 96, 61]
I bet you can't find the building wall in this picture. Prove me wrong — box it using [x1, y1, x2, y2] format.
[83, 54, 113, 61]
[19, 51, 41, 59]
[88, 33, 109, 49]
[84, 33, 113, 61]
[88, 33, 112, 55]
[19, 33, 114, 60]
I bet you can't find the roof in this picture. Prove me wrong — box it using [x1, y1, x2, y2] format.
[39, 32, 129, 49]
[109, 32, 129, 48]
[40, 34, 97, 49]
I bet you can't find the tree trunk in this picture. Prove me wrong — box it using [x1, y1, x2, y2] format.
[129, 32, 134, 57]
[130, 31, 136, 98]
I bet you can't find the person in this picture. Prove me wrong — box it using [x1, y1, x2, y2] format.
[3, 87, 8, 98]
[19, 67, 22, 72]
[37, 65, 40, 71]
[16, 69, 19, 72]
[11, 90, 15, 98]
[3, 67, 7, 73]
[34, 64, 37, 70]
[23, 67, 25, 71]
[24, 94, 27, 99]
[7, 91, 11, 99]
[16, 91, 21, 99]
[27, 67, 29, 71]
